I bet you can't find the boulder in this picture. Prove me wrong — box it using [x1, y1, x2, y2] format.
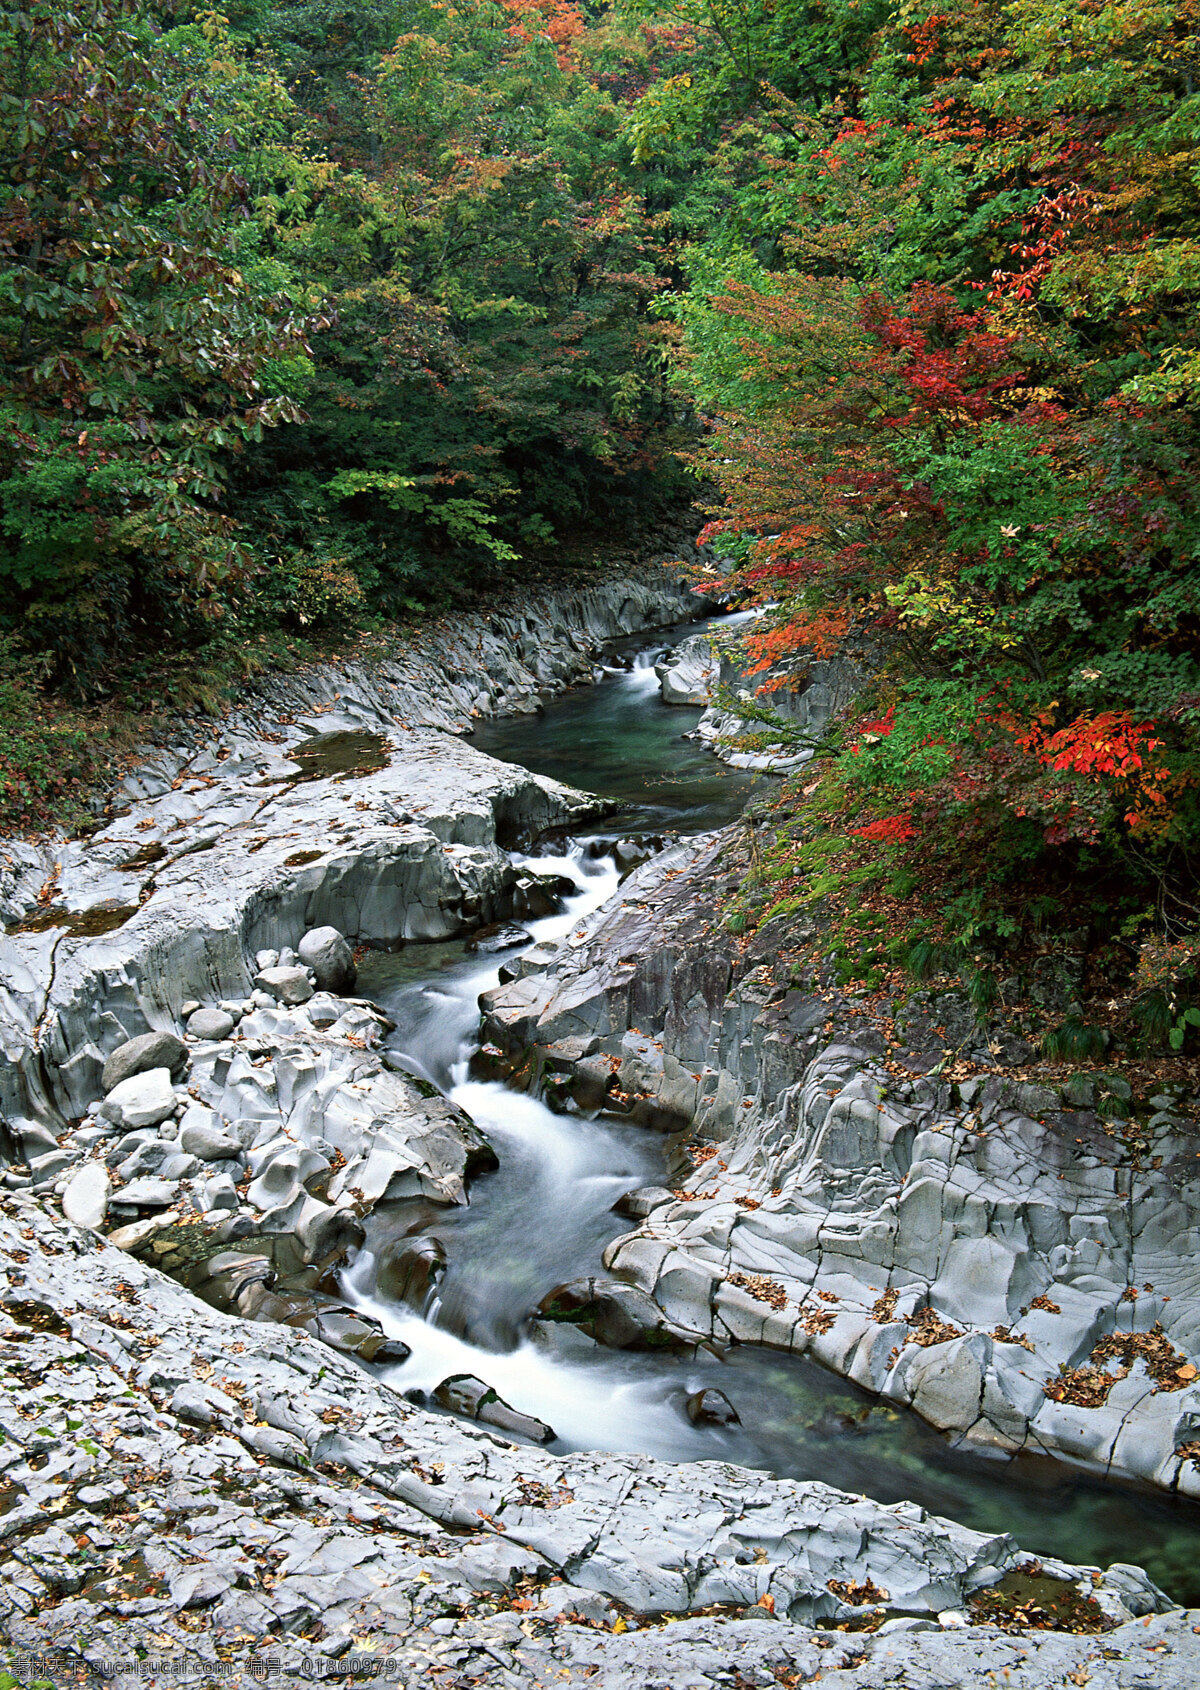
[306, 993, 342, 1029]
[115, 1176, 180, 1208]
[905, 1335, 990, 1433]
[655, 634, 718, 705]
[511, 872, 574, 920]
[298, 926, 357, 994]
[375, 1235, 446, 1311]
[295, 1201, 365, 1265]
[99, 1068, 177, 1131]
[254, 966, 314, 1005]
[29, 1148, 75, 1188]
[187, 1007, 236, 1041]
[117, 1139, 195, 1181]
[179, 1122, 243, 1163]
[465, 921, 533, 955]
[193, 1175, 239, 1214]
[613, 1186, 674, 1221]
[101, 1031, 188, 1094]
[61, 1162, 110, 1231]
[434, 1374, 556, 1443]
[537, 1277, 707, 1353]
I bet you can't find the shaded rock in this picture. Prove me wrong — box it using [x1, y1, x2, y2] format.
[374, 1234, 446, 1312]
[99, 1068, 177, 1130]
[465, 921, 533, 955]
[295, 1201, 365, 1265]
[298, 1304, 411, 1365]
[686, 1387, 740, 1427]
[29, 1148, 75, 1188]
[511, 872, 574, 920]
[298, 925, 357, 994]
[118, 1140, 198, 1182]
[614, 1185, 674, 1220]
[434, 1374, 556, 1443]
[538, 1277, 708, 1353]
[101, 1031, 188, 1094]
[186, 1007, 236, 1041]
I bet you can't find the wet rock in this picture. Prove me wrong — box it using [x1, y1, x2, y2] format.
[375, 1234, 446, 1312]
[686, 1387, 740, 1427]
[613, 836, 664, 872]
[61, 1161, 110, 1231]
[433, 1374, 556, 1443]
[465, 921, 533, 955]
[614, 1185, 674, 1220]
[298, 925, 357, 994]
[294, 1201, 365, 1265]
[186, 1007, 236, 1041]
[538, 1277, 709, 1353]
[99, 1068, 178, 1130]
[101, 1031, 188, 1094]
[302, 1306, 411, 1364]
[253, 966, 314, 1005]
[511, 871, 574, 919]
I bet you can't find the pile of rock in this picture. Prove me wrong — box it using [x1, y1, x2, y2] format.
[8, 920, 499, 1374]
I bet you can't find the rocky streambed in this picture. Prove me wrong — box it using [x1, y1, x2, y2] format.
[2, 565, 1199, 1686]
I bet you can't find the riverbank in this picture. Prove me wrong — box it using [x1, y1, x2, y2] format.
[480, 821, 1200, 1510]
[2, 568, 1199, 1683]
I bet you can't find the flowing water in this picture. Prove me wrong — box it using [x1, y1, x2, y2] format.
[344, 619, 1200, 1604]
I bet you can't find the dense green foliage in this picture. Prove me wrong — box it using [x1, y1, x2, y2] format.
[628, 0, 1200, 1038]
[0, 0, 687, 696]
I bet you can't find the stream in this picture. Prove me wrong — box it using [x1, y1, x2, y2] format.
[344, 618, 1200, 1604]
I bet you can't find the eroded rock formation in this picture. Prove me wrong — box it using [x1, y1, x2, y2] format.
[481, 837, 1200, 1497]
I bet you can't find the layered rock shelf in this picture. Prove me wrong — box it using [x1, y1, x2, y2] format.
[2, 563, 1199, 1682]
[481, 836, 1200, 1498]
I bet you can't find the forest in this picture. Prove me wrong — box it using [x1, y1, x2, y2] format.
[1, 0, 1198, 1046]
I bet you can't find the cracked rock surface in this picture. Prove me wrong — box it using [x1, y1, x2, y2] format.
[2, 1198, 1193, 1687]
